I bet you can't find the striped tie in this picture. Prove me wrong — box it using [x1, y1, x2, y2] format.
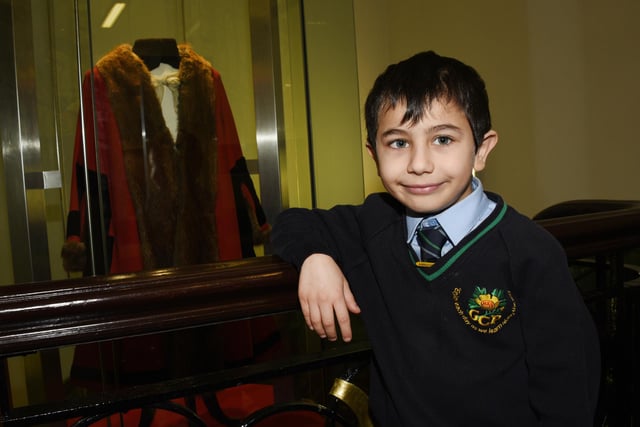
[416, 220, 449, 262]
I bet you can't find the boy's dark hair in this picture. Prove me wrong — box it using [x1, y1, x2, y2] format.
[365, 50, 492, 149]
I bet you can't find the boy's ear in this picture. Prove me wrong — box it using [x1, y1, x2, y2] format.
[473, 130, 498, 172]
[366, 143, 377, 162]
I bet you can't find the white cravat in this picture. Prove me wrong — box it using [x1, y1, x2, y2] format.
[149, 63, 180, 140]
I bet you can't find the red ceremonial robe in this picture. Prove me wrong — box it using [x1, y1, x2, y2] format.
[62, 44, 276, 389]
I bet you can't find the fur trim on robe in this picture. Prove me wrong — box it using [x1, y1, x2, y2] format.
[96, 44, 219, 268]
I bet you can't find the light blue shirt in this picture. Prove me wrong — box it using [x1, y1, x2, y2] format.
[406, 177, 496, 257]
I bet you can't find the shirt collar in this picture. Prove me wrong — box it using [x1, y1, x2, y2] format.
[405, 176, 488, 246]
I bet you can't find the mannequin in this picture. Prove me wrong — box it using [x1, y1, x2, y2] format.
[132, 39, 182, 141]
[132, 38, 181, 69]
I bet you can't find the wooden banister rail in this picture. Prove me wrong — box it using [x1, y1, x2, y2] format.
[0, 256, 298, 357]
[0, 204, 639, 358]
[536, 205, 640, 259]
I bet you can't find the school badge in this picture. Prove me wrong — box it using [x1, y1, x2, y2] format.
[452, 286, 517, 334]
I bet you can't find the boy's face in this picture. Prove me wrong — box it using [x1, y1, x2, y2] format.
[367, 99, 497, 215]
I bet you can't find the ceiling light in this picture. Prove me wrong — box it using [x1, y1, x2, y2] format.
[101, 3, 126, 28]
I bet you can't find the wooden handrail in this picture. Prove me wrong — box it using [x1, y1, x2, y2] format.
[536, 205, 640, 258]
[0, 256, 298, 357]
[0, 204, 639, 358]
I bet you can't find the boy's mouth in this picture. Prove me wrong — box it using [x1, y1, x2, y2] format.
[403, 182, 442, 195]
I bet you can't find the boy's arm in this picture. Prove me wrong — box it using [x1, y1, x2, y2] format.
[517, 236, 600, 425]
[299, 254, 360, 342]
[272, 207, 362, 342]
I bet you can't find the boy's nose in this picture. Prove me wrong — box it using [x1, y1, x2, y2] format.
[408, 146, 434, 174]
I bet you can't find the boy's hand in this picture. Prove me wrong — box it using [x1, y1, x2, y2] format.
[299, 254, 361, 342]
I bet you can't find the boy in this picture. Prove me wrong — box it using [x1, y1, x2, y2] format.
[272, 51, 600, 426]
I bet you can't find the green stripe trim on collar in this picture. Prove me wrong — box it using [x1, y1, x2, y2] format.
[416, 202, 508, 281]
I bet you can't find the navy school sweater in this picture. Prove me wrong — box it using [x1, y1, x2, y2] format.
[272, 192, 600, 426]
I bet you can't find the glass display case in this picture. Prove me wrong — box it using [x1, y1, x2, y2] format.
[1, 0, 298, 285]
[0, 0, 364, 421]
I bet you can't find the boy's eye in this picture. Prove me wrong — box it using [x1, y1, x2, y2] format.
[389, 139, 409, 148]
[433, 136, 452, 145]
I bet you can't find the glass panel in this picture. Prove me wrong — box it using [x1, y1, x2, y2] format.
[2, 0, 293, 284]
[1, 0, 364, 421]
[0, 0, 318, 415]
[62, 0, 273, 278]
